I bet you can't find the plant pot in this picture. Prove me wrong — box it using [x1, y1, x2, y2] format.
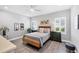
[3, 30, 6, 36]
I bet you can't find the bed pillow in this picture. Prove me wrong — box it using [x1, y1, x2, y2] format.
[39, 28, 44, 33]
[43, 28, 50, 33]
[39, 28, 50, 33]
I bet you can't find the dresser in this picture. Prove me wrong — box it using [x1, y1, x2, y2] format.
[50, 31, 61, 42]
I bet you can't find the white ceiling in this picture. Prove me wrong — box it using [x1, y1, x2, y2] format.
[0, 5, 72, 17]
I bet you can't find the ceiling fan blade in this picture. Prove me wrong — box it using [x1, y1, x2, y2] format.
[34, 9, 41, 12]
[29, 5, 41, 12]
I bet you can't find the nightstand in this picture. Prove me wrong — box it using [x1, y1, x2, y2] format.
[50, 31, 61, 42]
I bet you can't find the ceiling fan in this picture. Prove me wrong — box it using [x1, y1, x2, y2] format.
[29, 5, 41, 12]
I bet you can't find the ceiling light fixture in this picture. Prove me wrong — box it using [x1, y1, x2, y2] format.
[30, 8, 35, 12]
[4, 6, 8, 9]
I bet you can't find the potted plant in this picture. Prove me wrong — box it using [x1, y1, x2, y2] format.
[0, 26, 9, 36]
[27, 28, 32, 33]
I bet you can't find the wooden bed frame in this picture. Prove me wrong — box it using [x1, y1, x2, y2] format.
[22, 26, 51, 48]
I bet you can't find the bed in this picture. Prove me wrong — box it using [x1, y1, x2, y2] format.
[22, 26, 51, 48]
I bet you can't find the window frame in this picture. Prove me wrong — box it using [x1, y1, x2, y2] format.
[54, 16, 66, 34]
[31, 20, 38, 30]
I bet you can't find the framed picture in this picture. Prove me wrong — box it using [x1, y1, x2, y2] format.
[78, 15, 79, 29]
[14, 23, 19, 31]
[20, 23, 24, 30]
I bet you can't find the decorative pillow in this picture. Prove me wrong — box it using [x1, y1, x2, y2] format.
[39, 28, 44, 33]
[39, 28, 50, 33]
[43, 28, 47, 33]
[43, 28, 50, 33]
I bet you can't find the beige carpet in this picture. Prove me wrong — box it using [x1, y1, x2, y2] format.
[11, 39, 67, 53]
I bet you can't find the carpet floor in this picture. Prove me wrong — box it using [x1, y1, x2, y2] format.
[11, 39, 67, 53]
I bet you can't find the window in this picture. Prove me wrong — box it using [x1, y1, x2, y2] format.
[31, 20, 38, 30]
[54, 17, 66, 34]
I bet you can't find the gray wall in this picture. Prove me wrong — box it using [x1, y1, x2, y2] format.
[31, 9, 71, 41]
[0, 8, 71, 41]
[70, 6, 79, 50]
[71, 6, 79, 42]
[71, 5, 79, 46]
[0, 10, 30, 39]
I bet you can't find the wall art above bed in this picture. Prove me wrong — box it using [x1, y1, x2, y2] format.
[40, 20, 49, 25]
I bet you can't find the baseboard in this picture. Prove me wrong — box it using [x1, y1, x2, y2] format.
[62, 40, 71, 43]
[9, 36, 23, 41]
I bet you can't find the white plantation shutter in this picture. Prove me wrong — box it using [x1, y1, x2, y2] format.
[54, 16, 66, 34]
[31, 20, 38, 30]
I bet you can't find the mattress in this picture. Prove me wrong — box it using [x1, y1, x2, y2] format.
[24, 32, 50, 47]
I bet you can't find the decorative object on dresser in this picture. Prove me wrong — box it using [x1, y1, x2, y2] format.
[50, 31, 61, 42]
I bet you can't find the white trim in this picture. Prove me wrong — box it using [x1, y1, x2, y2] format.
[62, 40, 71, 43]
[9, 36, 23, 41]
[54, 16, 66, 35]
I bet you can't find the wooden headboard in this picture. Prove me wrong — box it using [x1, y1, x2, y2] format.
[39, 26, 51, 29]
[39, 26, 51, 33]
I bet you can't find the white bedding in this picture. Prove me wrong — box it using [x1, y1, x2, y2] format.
[24, 32, 50, 47]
